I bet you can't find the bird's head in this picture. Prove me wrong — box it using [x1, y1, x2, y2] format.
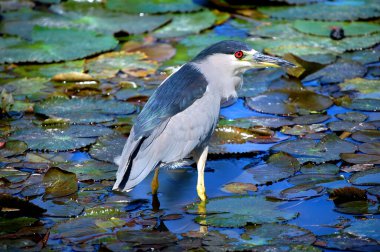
[192, 40, 295, 75]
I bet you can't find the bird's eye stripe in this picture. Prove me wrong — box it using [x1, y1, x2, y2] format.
[234, 51, 244, 59]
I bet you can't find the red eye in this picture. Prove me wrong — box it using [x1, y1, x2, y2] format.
[234, 50, 244, 59]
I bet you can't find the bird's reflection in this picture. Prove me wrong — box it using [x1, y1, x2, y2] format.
[151, 193, 160, 212]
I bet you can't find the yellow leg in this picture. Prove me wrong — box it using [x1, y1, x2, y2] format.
[195, 146, 208, 201]
[151, 168, 159, 195]
[198, 200, 208, 234]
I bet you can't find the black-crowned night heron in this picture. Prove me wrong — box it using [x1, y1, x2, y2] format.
[113, 40, 294, 201]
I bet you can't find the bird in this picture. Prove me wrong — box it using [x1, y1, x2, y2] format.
[113, 40, 295, 201]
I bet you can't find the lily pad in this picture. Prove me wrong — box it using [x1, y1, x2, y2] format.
[341, 49, 380, 65]
[341, 153, 380, 164]
[293, 20, 380, 37]
[271, 134, 357, 164]
[43, 167, 77, 199]
[344, 219, 380, 242]
[154, 10, 217, 38]
[0, 194, 46, 218]
[89, 134, 126, 163]
[84, 51, 158, 79]
[300, 163, 339, 175]
[303, 61, 366, 84]
[31, 198, 84, 218]
[359, 142, 380, 155]
[245, 152, 300, 185]
[0, 140, 27, 158]
[367, 186, 380, 198]
[246, 89, 333, 115]
[316, 233, 380, 251]
[334, 201, 379, 215]
[336, 111, 368, 122]
[0, 217, 38, 235]
[340, 98, 380, 112]
[221, 182, 257, 194]
[116, 230, 178, 245]
[281, 124, 327, 136]
[339, 78, 380, 99]
[10, 125, 114, 151]
[242, 223, 316, 245]
[35, 97, 136, 124]
[13, 60, 84, 78]
[186, 196, 299, 227]
[352, 130, 380, 142]
[0, 26, 118, 63]
[258, 1, 380, 21]
[278, 184, 325, 201]
[105, 0, 201, 13]
[349, 167, 380, 185]
[0, 78, 50, 101]
[288, 174, 343, 186]
[59, 160, 117, 181]
[210, 126, 276, 145]
[327, 121, 375, 132]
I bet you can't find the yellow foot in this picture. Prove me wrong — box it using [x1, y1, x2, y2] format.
[197, 186, 207, 201]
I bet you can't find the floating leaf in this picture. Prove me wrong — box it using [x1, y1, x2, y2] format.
[10, 125, 114, 151]
[301, 163, 339, 175]
[367, 186, 380, 198]
[339, 78, 380, 99]
[258, 1, 380, 21]
[341, 153, 380, 164]
[105, 0, 201, 13]
[245, 152, 299, 185]
[210, 126, 275, 145]
[0, 26, 118, 63]
[242, 223, 316, 246]
[123, 42, 176, 62]
[0, 168, 30, 184]
[246, 89, 333, 115]
[340, 98, 380, 112]
[0, 140, 27, 158]
[154, 10, 217, 38]
[349, 167, 380, 185]
[43, 167, 77, 199]
[341, 164, 375, 173]
[344, 219, 380, 242]
[186, 196, 298, 227]
[329, 187, 367, 205]
[116, 230, 178, 245]
[0, 217, 38, 235]
[31, 198, 84, 218]
[13, 60, 84, 78]
[0, 194, 46, 218]
[336, 112, 368, 122]
[316, 233, 380, 251]
[278, 184, 325, 201]
[85, 51, 158, 79]
[359, 142, 380, 155]
[89, 134, 126, 163]
[293, 20, 380, 37]
[222, 182, 257, 194]
[352, 130, 380, 142]
[271, 134, 357, 164]
[341, 49, 380, 65]
[334, 201, 379, 215]
[288, 174, 343, 186]
[35, 97, 136, 124]
[0, 77, 50, 101]
[281, 124, 327, 136]
[59, 160, 117, 181]
[303, 61, 366, 84]
[328, 121, 375, 132]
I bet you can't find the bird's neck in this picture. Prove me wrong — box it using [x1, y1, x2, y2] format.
[191, 60, 242, 101]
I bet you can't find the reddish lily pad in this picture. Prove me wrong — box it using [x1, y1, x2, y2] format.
[222, 182, 257, 194]
[43, 167, 77, 199]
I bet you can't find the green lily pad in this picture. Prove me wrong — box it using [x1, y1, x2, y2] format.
[0, 140, 27, 158]
[0, 217, 38, 235]
[35, 97, 136, 124]
[258, 0, 380, 21]
[0, 26, 118, 63]
[242, 223, 316, 245]
[352, 130, 380, 142]
[245, 152, 300, 185]
[303, 61, 366, 84]
[359, 142, 380, 155]
[293, 20, 380, 37]
[278, 184, 325, 201]
[336, 111, 368, 122]
[341, 153, 380, 164]
[116, 230, 178, 245]
[0, 78, 50, 101]
[328, 121, 375, 132]
[0, 168, 30, 184]
[31, 198, 84, 218]
[340, 98, 380, 112]
[334, 201, 379, 214]
[367, 186, 380, 198]
[344, 219, 380, 242]
[219, 116, 294, 129]
[154, 10, 217, 38]
[10, 125, 114, 151]
[59, 160, 117, 181]
[221, 182, 257, 194]
[43, 167, 77, 199]
[339, 78, 380, 99]
[349, 167, 380, 185]
[281, 124, 327, 136]
[13, 60, 84, 78]
[84, 51, 158, 79]
[210, 126, 277, 145]
[271, 134, 357, 164]
[341, 49, 380, 64]
[301, 163, 339, 175]
[186, 196, 299, 227]
[316, 233, 380, 251]
[105, 0, 201, 13]
[288, 174, 343, 186]
[246, 89, 333, 115]
[89, 134, 126, 163]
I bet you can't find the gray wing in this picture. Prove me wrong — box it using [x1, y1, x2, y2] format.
[113, 63, 217, 191]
